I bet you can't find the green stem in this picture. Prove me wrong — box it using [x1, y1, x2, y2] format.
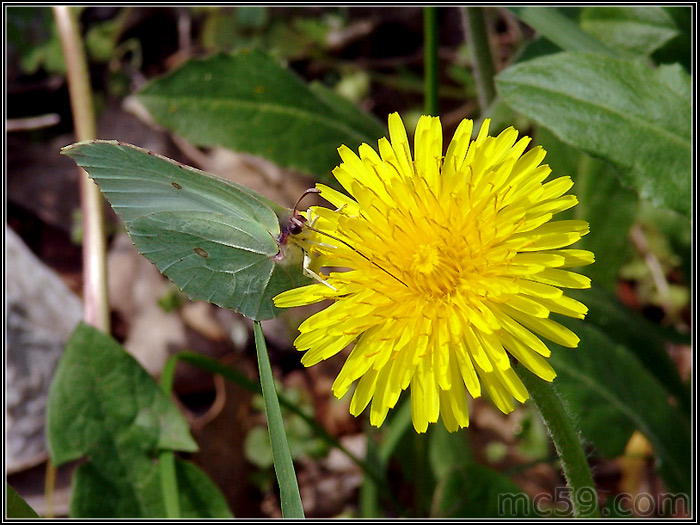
[158, 451, 180, 518]
[517, 366, 601, 518]
[158, 358, 181, 518]
[254, 322, 305, 518]
[423, 7, 440, 116]
[463, 7, 496, 113]
[53, 6, 110, 333]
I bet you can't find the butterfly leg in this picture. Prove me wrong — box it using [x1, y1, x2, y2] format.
[302, 252, 337, 291]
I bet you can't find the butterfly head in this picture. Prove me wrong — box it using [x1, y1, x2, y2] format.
[275, 187, 321, 259]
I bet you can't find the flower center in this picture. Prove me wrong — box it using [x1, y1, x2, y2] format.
[408, 241, 462, 299]
[411, 243, 440, 274]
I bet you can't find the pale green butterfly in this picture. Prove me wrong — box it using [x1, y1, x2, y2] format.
[63, 140, 311, 321]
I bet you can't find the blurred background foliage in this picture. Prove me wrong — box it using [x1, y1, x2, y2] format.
[6, 5, 691, 518]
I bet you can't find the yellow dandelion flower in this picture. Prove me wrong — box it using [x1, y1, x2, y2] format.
[274, 113, 594, 433]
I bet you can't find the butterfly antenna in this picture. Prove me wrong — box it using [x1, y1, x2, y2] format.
[293, 187, 321, 217]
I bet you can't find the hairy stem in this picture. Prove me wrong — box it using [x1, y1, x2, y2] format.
[517, 366, 601, 518]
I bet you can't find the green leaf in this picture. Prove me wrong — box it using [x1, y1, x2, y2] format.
[62, 140, 310, 320]
[6, 485, 40, 518]
[496, 52, 691, 218]
[655, 62, 692, 101]
[550, 313, 691, 494]
[8, 6, 67, 75]
[134, 50, 385, 180]
[253, 322, 305, 518]
[308, 80, 382, 140]
[431, 464, 536, 518]
[580, 6, 678, 58]
[47, 322, 197, 466]
[508, 7, 616, 56]
[47, 322, 231, 517]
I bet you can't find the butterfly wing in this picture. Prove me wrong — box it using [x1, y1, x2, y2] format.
[63, 140, 309, 320]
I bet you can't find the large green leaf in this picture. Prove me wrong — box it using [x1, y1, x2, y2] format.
[550, 311, 691, 494]
[47, 322, 232, 517]
[62, 141, 310, 320]
[496, 52, 691, 218]
[134, 50, 385, 180]
[580, 6, 678, 58]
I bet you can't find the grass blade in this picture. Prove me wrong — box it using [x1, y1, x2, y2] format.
[253, 321, 305, 518]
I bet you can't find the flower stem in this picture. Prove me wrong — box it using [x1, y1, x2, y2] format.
[423, 7, 440, 116]
[53, 6, 110, 333]
[462, 7, 496, 113]
[516, 366, 601, 518]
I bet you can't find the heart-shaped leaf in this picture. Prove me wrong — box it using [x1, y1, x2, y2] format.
[47, 322, 232, 517]
[62, 140, 310, 320]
